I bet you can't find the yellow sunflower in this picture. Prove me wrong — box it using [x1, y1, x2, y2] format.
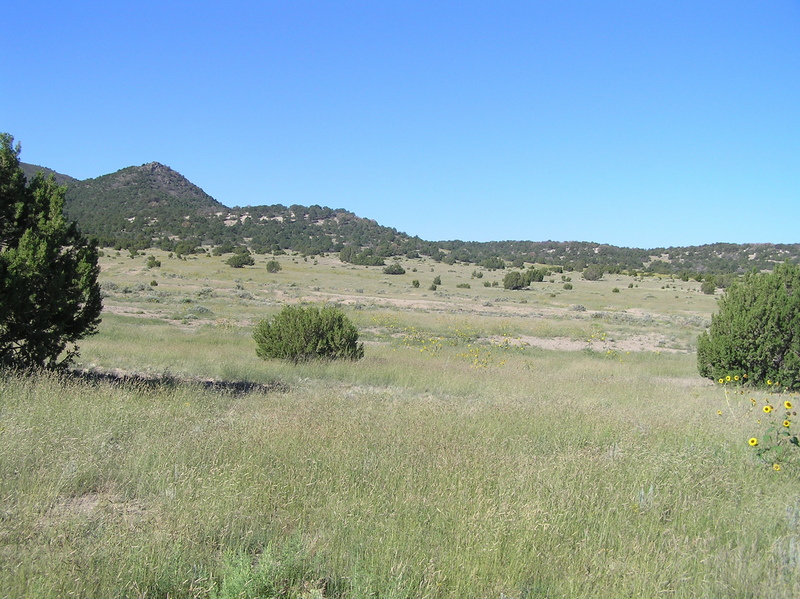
[764, 405, 773, 413]
[749, 438, 759, 446]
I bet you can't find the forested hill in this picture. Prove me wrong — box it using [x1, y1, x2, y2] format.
[19, 161, 800, 275]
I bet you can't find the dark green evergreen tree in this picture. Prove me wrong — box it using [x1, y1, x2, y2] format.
[0, 134, 102, 368]
[697, 263, 800, 388]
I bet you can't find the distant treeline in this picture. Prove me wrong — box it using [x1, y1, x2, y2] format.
[21, 161, 800, 277]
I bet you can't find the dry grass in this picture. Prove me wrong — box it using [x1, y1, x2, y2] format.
[2, 251, 797, 598]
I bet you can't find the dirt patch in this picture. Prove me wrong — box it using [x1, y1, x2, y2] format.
[497, 333, 688, 353]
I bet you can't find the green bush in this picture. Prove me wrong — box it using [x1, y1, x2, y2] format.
[383, 263, 406, 275]
[582, 264, 604, 281]
[226, 253, 255, 268]
[503, 271, 524, 290]
[563, 283, 573, 290]
[697, 263, 800, 389]
[253, 305, 364, 364]
[411, 279, 420, 288]
[701, 280, 716, 295]
[433, 275, 442, 286]
[524, 268, 545, 285]
[265, 260, 282, 273]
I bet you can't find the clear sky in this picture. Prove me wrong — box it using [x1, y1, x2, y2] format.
[4, 1, 798, 249]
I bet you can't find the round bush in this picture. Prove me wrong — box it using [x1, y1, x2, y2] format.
[253, 305, 364, 363]
[383, 263, 406, 275]
[697, 263, 800, 388]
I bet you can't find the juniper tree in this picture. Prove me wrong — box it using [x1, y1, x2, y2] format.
[0, 134, 102, 368]
[697, 263, 800, 389]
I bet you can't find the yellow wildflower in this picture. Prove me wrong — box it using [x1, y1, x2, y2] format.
[749, 438, 759, 446]
[773, 464, 781, 471]
[785, 401, 793, 409]
[718, 378, 725, 384]
[763, 405, 773, 413]
[726, 375, 732, 382]
[734, 375, 740, 381]
[784, 420, 791, 427]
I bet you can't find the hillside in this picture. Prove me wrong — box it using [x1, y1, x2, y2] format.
[19, 161, 800, 275]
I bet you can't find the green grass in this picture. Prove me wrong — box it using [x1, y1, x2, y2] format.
[2, 251, 798, 598]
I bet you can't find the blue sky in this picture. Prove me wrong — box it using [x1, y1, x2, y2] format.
[4, 1, 798, 249]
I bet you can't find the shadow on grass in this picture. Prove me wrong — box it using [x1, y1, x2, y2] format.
[67, 367, 290, 395]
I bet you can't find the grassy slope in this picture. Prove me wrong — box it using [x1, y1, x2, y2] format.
[1, 251, 798, 598]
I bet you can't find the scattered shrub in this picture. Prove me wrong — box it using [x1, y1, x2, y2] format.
[582, 264, 604, 281]
[563, 283, 573, 290]
[146, 255, 161, 268]
[265, 260, 282, 273]
[701, 280, 716, 295]
[383, 263, 406, 275]
[456, 283, 471, 289]
[226, 253, 255, 268]
[612, 287, 620, 293]
[503, 271, 525, 290]
[411, 279, 420, 288]
[254, 305, 364, 364]
[433, 275, 442, 286]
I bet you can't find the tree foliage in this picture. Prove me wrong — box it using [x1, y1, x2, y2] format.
[0, 134, 102, 368]
[383, 263, 406, 275]
[253, 305, 364, 364]
[697, 263, 800, 389]
[503, 271, 524, 290]
[225, 248, 255, 267]
[582, 264, 604, 281]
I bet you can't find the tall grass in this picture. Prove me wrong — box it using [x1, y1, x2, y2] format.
[2, 253, 796, 597]
[2, 360, 799, 598]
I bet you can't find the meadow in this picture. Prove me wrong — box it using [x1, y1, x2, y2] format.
[1, 250, 799, 598]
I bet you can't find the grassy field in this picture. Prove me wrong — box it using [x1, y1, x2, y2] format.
[2, 250, 799, 598]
